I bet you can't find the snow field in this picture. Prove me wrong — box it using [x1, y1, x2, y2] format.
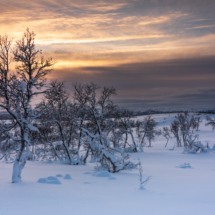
[0, 114, 215, 215]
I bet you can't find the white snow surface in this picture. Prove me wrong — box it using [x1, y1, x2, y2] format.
[0, 114, 215, 215]
[94, 171, 112, 177]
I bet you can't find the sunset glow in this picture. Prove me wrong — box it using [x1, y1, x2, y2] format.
[1, 0, 215, 110]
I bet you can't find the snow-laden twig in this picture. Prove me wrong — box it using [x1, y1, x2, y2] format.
[138, 159, 151, 190]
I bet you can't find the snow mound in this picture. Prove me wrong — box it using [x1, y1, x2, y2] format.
[47, 176, 59, 181]
[38, 176, 62, 184]
[47, 180, 62, 185]
[108, 177, 116, 180]
[94, 171, 112, 177]
[169, 146, 175, 151]
[139, 186, 146, 190]
[64, 174, 72, 179]
[37, 178, 47, 183]
[28, 124, 39, 132]
[176, 163, 193, 169]
[56, 174, 63, 177]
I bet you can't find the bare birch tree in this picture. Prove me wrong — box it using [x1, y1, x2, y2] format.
[0, 29, 54, 182]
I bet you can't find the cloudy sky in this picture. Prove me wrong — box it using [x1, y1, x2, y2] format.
[1, 0, 215, 110]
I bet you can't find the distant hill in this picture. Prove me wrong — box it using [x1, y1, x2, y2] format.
[133, 108, 215, 116]
[0, 108, 214, 121]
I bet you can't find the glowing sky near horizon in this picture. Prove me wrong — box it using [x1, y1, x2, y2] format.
[1, 0, 215, 110]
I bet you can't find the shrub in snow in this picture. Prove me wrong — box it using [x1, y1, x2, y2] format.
[170, 120, 182, 147]
[206, 143, 211, 150]
[206, 117, 215, 152]
[136, 116, 159, 149]
[119, 109, 138, 152]
[34, 82, 137, 173]
[138, 159, 151, 190]
[183, 134, 208, 154]
[170, 112, 206, 153]
[136, 120, 144, 152]
[37, 81, 81, 165]
[162, 127, 171, 147]
[211, 144, 215, 151]
[80, 83, 136, 173]
[206, 116, 215, 130]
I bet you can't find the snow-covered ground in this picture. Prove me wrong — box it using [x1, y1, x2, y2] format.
[0, 114, 215, 215]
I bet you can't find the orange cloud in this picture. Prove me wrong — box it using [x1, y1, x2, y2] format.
[1, 0, 215, 71]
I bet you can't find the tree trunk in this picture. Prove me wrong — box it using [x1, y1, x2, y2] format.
[82, 146, 90, 164]
[165, 138, 169, 147]
[183, 134, 187, 147]
[128, 128, 137, 152]
[124, 132, 128, 148]
[12, 138, 28, 183]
